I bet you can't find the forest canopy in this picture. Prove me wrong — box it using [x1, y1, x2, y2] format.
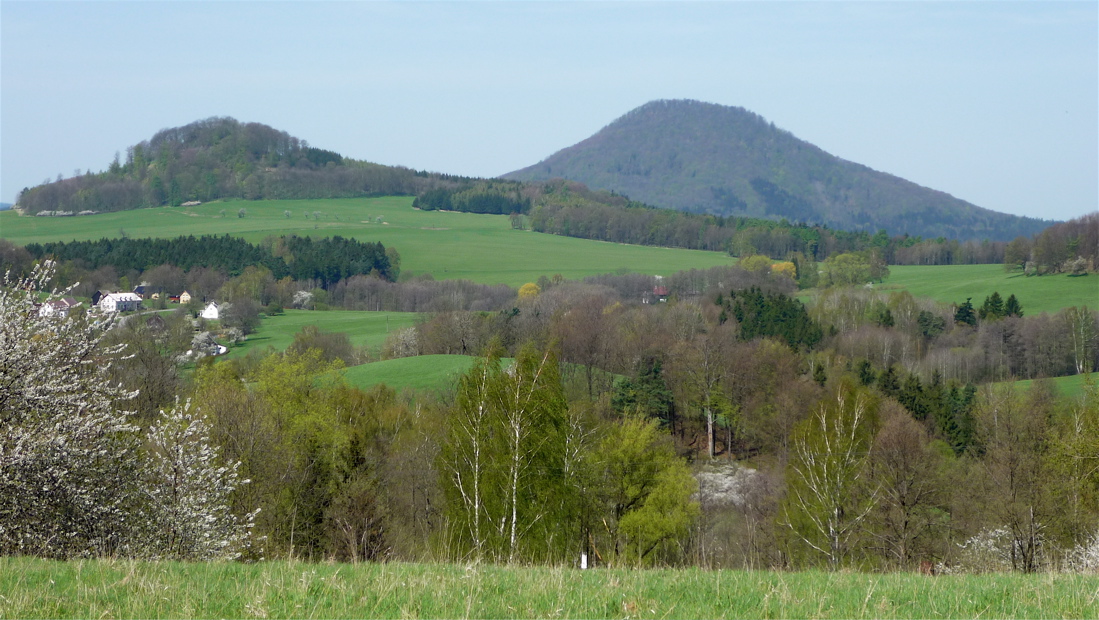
[25, 234, 396, 285]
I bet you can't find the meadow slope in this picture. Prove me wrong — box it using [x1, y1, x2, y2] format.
[881, 264, 1095, 316]
[0, 197, 734, 288]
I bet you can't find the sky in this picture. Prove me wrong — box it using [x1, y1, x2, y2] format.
[2, 1, 1096, 222]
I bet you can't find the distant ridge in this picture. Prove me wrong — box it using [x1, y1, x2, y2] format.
[505, 99, 1051, 241]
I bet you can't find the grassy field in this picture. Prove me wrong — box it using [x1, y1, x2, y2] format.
[226, 309, 421, 359]
[0, 198, 734, 288]
[340, 354, 486, 393]
[1000, 373, 1096, 400]
[3, 557, 1096, 619]
[221, 310, 486, 393]
[882, 264, 1097, 316]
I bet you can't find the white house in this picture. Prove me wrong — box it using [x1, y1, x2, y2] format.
[200, 302, 221, 320]
[38, 297, 81, 317]
[98, 292, 142, 313]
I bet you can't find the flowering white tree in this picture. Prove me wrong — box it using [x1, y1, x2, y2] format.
[0, 262, 253, 560]
[0, 262, 142, 557]
[141, 399, 256, 560]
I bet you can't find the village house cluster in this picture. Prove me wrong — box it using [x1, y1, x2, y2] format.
[37, 284, 222, 319]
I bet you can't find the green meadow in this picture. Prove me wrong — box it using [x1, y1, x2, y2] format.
[225, 309, 420, 359]
[340, 354, 487, 393]
[3, 557, 1096, 619]
[882, 264, 1097, 315]
[0, 198, 734, 288]
[1001, 373, 1096, 400]
[222, 312, 486, 393]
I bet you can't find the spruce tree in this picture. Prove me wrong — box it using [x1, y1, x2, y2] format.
[954, 298, 977, 326]
[1004, 293, 1024, 318]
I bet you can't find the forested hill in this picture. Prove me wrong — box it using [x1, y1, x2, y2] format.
[14, 117, 460, 214]
[504, 99, 1051, 241]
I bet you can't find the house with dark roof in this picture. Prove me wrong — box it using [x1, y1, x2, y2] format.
[38, 297, 81, 317]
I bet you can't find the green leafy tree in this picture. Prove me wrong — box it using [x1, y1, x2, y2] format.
[820, 252, 872, 287]
[668, 327, 738, 459]
[917, 310, 946, 340]
[441, 344, 578, 563]
[971, 384, 1055, 572]
[1048, 379, 1099, 549]
[592, 416, 698, 566]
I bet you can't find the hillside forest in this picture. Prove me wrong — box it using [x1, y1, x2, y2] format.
[503, 100, 1052, 241]
[2, 206, 1097, 572]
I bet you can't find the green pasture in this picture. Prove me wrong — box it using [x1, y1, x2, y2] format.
[882, 264, 1097, 315]
[340, 354, 486, 393]
[225, 309, 420, 359]
[1000, 373, 1096, 400]
[4, 557, 1096, 619]
[0, 198, 734, 288]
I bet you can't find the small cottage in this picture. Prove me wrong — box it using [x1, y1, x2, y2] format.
[179, 291, 192, 305]
[200, 302, 220, 320]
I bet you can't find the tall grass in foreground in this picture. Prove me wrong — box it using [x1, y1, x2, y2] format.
[3, 558, 1097, 619]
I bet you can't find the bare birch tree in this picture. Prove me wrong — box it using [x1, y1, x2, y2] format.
[782, 381, 880, 569]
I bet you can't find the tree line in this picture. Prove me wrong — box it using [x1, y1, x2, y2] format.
[23, 234, 397, 287]
[1004, 212, 1099, 276]
[519, 181, 1013, 265]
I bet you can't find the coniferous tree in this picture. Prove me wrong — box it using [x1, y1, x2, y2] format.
[917, 310, 946, 340]
[979, 292, 1006, 321]
[1004, 294, 1024, 318]
[612, 356, 677, 432]
[955, 298, 977, 327]
[878, 365, 901, 398]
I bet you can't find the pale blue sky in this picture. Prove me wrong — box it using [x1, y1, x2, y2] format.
[2, 1, 1096, 222]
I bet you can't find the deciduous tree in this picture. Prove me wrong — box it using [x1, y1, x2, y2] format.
[782, 381, 880, 569]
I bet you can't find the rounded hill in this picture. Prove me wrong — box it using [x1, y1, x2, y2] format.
[505, 99, 1051, 241]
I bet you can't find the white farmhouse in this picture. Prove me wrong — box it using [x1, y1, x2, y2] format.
[38, 297, 81, 317]
[98, 292, 142, 313]
[200, 302, 221, 320]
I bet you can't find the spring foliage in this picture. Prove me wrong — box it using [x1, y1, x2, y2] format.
[142, 399, 256, 560]
[0, 262, 143, 557]
[0, 263, 252, 559]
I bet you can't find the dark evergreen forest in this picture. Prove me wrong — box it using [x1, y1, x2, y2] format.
[25, 234, 395, 286]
